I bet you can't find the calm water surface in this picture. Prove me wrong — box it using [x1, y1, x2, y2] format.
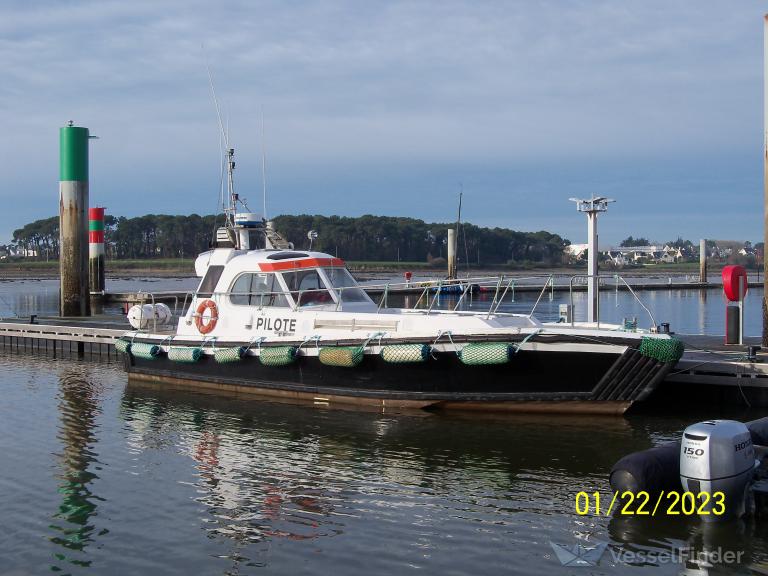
[1, 278, 767, 574]
[1, 355, 768, 575]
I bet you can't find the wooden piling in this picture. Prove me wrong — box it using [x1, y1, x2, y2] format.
[447, 228, 456, 279]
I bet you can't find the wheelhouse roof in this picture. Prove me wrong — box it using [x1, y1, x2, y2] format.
[194, 248, 348, 278]
[258, 255, 345, 272]
[233, 249, 345, 273]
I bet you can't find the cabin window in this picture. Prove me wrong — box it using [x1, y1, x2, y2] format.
[281, 269, 334, 307]
[229, 273, 288, 307]
[197, 265, 225, 298]
[323, 267, 372, 303]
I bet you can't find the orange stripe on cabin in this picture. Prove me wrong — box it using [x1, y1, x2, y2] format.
[258, 257, 345, 271]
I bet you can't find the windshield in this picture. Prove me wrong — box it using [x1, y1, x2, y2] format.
[281, 269, 335, 307]
[322, 267, 372, 303]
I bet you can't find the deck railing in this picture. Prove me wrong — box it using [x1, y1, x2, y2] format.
[132, 272, 659, 330]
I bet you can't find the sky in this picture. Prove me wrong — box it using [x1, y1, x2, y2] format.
[0, 0, 765, 247]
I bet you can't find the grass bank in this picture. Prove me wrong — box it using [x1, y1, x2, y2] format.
[0, 258, 196, 278]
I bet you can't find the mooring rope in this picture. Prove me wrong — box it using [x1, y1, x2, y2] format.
[297, 335, 321, 355]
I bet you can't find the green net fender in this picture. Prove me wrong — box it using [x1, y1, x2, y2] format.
[131, 341, 160, 360]
[639, 337, 685, 363]
[259, 346, 298, 367]
[319, 347, 365, 367]
[214, 346, 247, 364]
[168, 346, 202, 363]
[459, 342, 511, 366]
[115, 338, 131, 354]
[381, 344, 430, 363]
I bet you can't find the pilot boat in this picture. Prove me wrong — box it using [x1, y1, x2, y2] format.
[118, 151, 684, 415]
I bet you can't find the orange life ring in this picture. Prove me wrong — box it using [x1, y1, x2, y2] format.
[195, 299, 218, 334]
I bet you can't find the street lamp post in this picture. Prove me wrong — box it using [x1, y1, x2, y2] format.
[569, 196, 615, 323]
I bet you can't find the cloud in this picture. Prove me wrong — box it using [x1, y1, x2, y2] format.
[0, 0, 763, 243]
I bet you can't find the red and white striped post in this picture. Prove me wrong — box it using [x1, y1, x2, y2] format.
[88, 207, 105, 298]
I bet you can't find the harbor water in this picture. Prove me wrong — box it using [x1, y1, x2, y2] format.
[1, 277, 767, 574]
[3, 354, 768, 574]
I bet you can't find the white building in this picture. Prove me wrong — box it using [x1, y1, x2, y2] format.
[565, 243, 588, 259]
[605, 245, 682, 265]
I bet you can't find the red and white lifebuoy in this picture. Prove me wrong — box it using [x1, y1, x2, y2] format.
[195, 299, 218, 334]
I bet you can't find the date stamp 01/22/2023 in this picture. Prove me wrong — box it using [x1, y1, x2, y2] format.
[574, 490, 727, 517]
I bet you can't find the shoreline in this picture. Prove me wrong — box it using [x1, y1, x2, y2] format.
[0, 262, 759, 283]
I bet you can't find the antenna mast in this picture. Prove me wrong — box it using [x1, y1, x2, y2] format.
[224, 147, 237, 227]
[205, 58, 248, 233]
[203, 48, 266, 251]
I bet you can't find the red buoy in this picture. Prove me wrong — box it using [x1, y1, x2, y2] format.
[722, 265, 748, 302]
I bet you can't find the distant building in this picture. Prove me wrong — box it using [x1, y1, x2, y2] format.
[603, 244, 682, 265]
[660, 245, 683, 263]
[5, 245, 37, 258]
[605, 251, 627, 266]
[565, 243, 588, 259]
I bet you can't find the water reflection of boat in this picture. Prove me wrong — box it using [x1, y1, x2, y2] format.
[121, 382, 344, 545]
[122, 380, 658, 483]
[118, 381, 702, 572]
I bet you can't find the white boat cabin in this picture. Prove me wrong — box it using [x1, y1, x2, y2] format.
[195, 247, 375, 310]
[176, 247, 541, 342]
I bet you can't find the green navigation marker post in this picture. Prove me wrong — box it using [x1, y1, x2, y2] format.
[59, 123, 91, 317]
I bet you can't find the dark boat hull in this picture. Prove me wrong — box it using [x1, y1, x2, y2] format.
[122, 337, 675, 415]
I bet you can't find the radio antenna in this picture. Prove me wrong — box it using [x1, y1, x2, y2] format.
[204, 50, 229, 225]
[203, 49, 248, 233]
[204, 52, 228, 149]
[261, 107, 268, 220]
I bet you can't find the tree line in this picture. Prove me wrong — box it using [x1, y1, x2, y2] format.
[10, 213, 569, 266]
[274, 214, 567, 265]
[11, 214, 222, 261]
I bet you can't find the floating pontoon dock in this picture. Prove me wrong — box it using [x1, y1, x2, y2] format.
[0, 317, 126, 358]
[660, 335, 768, 406]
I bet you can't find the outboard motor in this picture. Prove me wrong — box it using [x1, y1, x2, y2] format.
[680, 420, 757, 521]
